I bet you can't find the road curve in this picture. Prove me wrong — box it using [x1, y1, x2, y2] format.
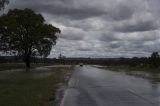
[61, 66, 159, 106]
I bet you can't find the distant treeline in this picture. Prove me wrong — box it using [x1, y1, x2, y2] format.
[0, 52, 160, 68]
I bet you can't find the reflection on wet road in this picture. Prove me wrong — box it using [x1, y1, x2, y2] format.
[62, 66, 160, 106]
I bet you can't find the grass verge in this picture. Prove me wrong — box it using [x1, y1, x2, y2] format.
[0, 66, 74, 106]
[96, 65, 160, 81]
[0, 63, 52, 71]
[97, 65, 160, 72]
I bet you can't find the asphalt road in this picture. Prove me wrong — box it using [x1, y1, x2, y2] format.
[61, 66, 159, 106]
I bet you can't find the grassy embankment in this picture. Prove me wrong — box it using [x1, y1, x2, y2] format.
[97, 65, 160, 81]
[0, 63, 52, 71]
[0, 65, 74, 106]
[105, 65, 160, 72]
[99, 65, 160, 73]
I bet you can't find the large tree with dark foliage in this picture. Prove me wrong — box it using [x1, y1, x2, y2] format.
[0, 0, 9, 10]
[0, 9, 60, 69]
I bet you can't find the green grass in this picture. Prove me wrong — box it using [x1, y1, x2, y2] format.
[0, 66, 74, 106]
[0, 63, 52, 71]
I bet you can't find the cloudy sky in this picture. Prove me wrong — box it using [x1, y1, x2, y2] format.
[4, 0, 160, 58]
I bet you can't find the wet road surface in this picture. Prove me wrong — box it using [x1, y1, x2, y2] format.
[61, 66, 160, 106]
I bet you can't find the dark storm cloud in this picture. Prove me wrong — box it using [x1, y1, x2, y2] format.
[42, 0, 135, 21]
[5, 0, 160, 58]
[8, 0, 136, 21]
[8, 0, 107, 20]
[38, 5, 105, 20]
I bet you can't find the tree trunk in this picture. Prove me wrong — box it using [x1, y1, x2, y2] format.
[25, 52, 31, 71]
[26, 57, 30, 68]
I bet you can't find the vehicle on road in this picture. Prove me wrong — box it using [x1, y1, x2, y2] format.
[79, 63, 83, 67]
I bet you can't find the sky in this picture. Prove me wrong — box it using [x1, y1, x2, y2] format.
[3, 0, 160, 58]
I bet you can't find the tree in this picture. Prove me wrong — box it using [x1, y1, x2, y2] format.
[58, 53, 66, 59]
[149, 52, 160, 68]
[0, 9, 60, 69]
[0, 0, 9, 11]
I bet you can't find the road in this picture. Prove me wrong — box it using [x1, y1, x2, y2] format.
[61, 66, 160, 106]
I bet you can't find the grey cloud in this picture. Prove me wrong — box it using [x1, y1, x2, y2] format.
[99, 32, 118, 42]
[113, 18, 159, 33]
[109, 42, 122, 49]
[77, 48, 92, 52]
[59, 28, 85, 40]
[100, 31, 160, 43]
[106, 3, 135, 21]
[59, 34, 83, 40]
